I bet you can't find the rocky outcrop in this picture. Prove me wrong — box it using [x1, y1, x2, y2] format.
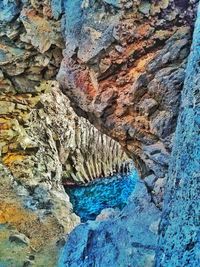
[0, 63, 132, 267]
[0, 0, 63, 91]
[58, 2, 199, 266]
[58, 0, 198, 207]
[1, 1, 199, 266]
[0, 2, 75, 265]
[1, 0, 197, 206]
[0, 77, 129, 265]
[0, 0, 129, 185]
[0, 161, 78, 267]
[156, 3, 200, 266]
[59, 180, 161, 267]
[0, 2, 131, 265]
[58, 2, 200, 267]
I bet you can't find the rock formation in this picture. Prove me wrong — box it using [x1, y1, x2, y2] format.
[58, 0, 198, 208]
[0, 72, 128, 266]
[0, 2, 130, 264]
[156, 4, 200, 265]
[0, 0, 199, 266]
[58, 1, 199, 266]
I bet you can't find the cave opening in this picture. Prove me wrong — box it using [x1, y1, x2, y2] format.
[64, 168, 139, 222]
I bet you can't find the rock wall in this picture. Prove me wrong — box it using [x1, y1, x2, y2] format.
[156, 3, 200, 266]
[0, 1, 130, 265]
[0, 0, 129, 185]
[1, 1, 199, 266]
[58, 0, 198, 207]
[0, 2, 75, 265]
[57, 2, 199, 266]
[0, 77, 129, 266]
[59, 180, 161, 267]
[0, 162, 78, 267]
[1, 0, 198, 207]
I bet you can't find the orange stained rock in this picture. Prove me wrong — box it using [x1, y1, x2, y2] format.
[135, 24, 154, 38]
[23, 9, 52, 33]
[0, 201, 63, 251]
[125, 42, 143, 58]
[75, 69, 97, 98]
[0, 43, 9, 51]
[2, 152, 27, 168]
[0, 202, 35, 225]
[0, 119, 11, 131]
[129, 52, 155, 77]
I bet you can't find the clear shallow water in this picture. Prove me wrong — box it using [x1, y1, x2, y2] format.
[65, 170, 138, 222]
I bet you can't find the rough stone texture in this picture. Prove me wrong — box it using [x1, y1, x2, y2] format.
[58, 0, 198, 207]
[57, 2, 199, 266]
[0, 0, 197, 207]
[59, 180, 161, 267]
[0, 1, 199, 266]
[0, 2, 74, 265]
[0, 161, 78, 267]
[0, 81, 129, 187]
[0, 2, 130, 265]
[0, 0, 129, 185]
[0, 76, 128, 266]
[156, 4, 200, 266]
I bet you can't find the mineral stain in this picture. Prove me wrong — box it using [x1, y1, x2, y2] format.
[65, 170, 138, 222]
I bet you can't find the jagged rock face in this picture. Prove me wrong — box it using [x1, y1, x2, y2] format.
[0, 80, 129, 188]
[0, 1, 199, 266]
[0, 2, 130, 265]
[58, 0, 198, 184]
[0, 77, 129, 266]
[1, 0, 197, 206]
[0, 2, 72, 265]
[156, 4, 200, 265]
[0, 0, 63, 93]
[59, 180, 161, 267]
[0, 162, 78, 267]
[0, 0, 128, 186]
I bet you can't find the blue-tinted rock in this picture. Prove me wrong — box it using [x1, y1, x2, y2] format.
[51, 0, 63, 19]
[63, 0, 120, 62]
[156, 3, 200, 266]
[59, 181, 161, 267]
[0, 1, 19, 23]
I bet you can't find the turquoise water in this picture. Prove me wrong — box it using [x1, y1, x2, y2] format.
[65, 170, 138, 222]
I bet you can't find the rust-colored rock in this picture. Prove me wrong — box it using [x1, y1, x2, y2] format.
[58, 1, 198, 207]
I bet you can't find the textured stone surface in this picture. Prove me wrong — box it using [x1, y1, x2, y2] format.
[156, 3, 200, 266]
[0, 81, 129, 188]
[0, 1, 130, 264]
[0, 80, 128, 265]
[58, 2, 199, 266]
[59, 180, 161, 267]
[0, 162, 78, 267]
[0, 1, 199, 266]
[58, 0, 198, 206]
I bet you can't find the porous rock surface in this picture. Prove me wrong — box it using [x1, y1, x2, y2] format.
[58, 0, 198, 207]
[156, 4, 200, 265]
[0, 1, 129, 265]
[58, 1, 200, 266]
[0, 0, 199, 266]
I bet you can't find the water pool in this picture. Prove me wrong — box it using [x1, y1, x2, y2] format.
[65, 170, 138, 222]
